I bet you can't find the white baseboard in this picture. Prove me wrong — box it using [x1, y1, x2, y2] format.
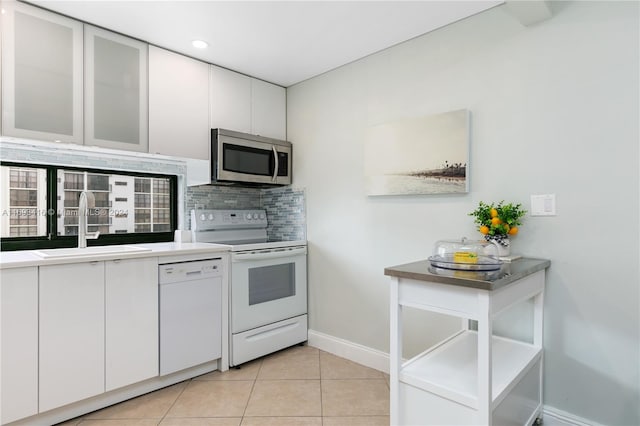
[307, 329, 390, 374]
[308, 329, 600, 426]
[542, 406, 603, 426]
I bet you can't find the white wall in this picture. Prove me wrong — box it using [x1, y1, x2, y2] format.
[287, 2, 639, 425]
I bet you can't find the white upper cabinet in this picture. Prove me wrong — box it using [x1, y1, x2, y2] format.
[84, 25, 148, 152]
[210, 65, 286, 140]
[149, 46, 210, 160]
[210, 65, 252, 134]
[251, 78, 286, 140]
[0, 1, 83, 144]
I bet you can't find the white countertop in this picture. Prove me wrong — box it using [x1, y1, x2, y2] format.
[0, 242, 232, 269]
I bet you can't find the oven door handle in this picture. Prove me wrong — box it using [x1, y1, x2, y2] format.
[232, 247, 307, 262]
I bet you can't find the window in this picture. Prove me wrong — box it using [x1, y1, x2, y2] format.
[0, 166, 47, 237]
[133, 177, 171, 232]
[1, 162, 177, 251]
[58, 170, 111, 236]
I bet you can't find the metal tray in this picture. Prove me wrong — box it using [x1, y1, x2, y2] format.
[428, 254, 503, 271]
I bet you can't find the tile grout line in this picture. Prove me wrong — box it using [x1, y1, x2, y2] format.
[240, 360, 262, 423]
[319, 349, 325, 425]
[157, 378, 190, 424]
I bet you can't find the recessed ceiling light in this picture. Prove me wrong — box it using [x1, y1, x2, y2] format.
[192, 40, 208, 49]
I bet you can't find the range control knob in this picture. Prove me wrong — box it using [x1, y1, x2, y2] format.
[253, 213, 258, 219]
[200, 214, 206, 221]
[259, 213, 266, 220]
[246, 213, 252, 220]
[208, 214, 214, 220]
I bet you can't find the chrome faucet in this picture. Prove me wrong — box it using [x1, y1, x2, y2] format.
[78, 191, 100, 248]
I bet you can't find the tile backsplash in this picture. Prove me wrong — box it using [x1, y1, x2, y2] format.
[186, 185, 306, 241]
[263, 187, 306, 242]
[186, 185, 262, 212]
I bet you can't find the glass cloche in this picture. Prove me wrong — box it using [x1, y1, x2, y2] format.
[428, 237, 503, 271]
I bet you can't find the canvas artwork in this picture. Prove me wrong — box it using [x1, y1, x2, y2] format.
[364, 109, 470, 196]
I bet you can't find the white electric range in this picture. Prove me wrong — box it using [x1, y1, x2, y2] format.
[191, 209, 307, 366]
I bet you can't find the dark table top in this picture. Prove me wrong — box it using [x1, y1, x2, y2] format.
[384, 257, 551, 291]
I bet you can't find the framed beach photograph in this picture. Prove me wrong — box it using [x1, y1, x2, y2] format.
[364, 109, 470, 196]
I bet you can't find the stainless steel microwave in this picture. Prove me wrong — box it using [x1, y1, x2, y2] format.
[211, 129, 292, 186]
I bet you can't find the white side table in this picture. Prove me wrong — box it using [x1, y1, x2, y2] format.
[385, 258, 550, 426]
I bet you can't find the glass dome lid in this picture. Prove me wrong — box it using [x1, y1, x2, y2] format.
[429, 237, 502, 271]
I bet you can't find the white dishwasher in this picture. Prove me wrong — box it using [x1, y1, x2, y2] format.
[159, 258, 223, 376]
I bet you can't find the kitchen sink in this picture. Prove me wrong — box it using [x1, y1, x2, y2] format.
[33, 245, 152, 259]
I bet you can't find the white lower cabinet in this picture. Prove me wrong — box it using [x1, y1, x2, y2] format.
[39, 262, 106, 412]
[105, 257, 159, 391]
[38, 257, 159, 413]
[0, 267, 38, 424]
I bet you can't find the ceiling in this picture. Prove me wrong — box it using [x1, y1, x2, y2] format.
[27, 0, 504, 87]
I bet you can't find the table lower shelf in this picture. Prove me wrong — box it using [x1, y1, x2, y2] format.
[400, 330, 541, 410]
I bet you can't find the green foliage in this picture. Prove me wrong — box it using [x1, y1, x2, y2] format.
[468, 200, 527, 237]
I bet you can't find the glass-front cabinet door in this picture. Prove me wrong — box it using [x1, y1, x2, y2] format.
[0, 1, 83, 144]
[84, 25, 148, 152]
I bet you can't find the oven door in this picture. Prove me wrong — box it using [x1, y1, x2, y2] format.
[231, 246, 307, 334]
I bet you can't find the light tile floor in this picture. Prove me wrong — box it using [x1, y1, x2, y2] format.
[57, 345, 390, 426]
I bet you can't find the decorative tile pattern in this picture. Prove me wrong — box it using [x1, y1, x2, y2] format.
[262, 187, 306, 242]
[185, 185, 306, 240]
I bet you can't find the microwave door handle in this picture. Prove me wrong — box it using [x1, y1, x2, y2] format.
[272, 146, 279, 182]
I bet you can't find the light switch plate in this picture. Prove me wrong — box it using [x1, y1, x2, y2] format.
[531, 194, 556, 216]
